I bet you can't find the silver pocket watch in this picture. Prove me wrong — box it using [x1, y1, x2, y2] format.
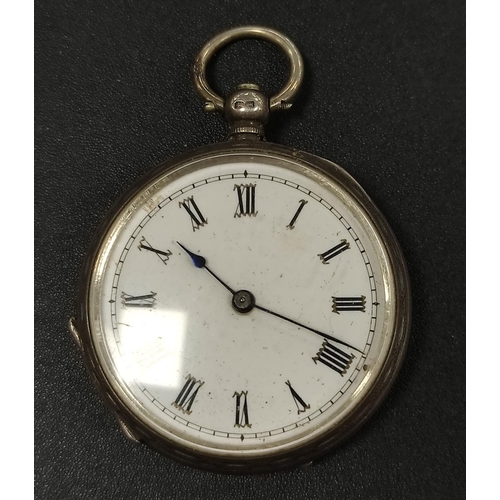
[70, 26, 411, 473]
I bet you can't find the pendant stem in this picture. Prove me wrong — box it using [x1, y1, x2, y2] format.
[224, 84, 269, 141]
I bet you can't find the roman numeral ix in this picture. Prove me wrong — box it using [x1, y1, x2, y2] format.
[285, 380, 310, 414]
[332, 295, 366, 313]
[121, 291, 157, 308]
[172, 374, 204, 415]
[318, 239, 350, 264]
[313, 339, 354, 376]
[179, 196, 207, 231]
[138, 236, 172, 265]
[234, 184, 257, 217]
[233, 391, 251, 428]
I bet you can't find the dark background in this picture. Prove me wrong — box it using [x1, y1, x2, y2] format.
[35, 0, 465, 498]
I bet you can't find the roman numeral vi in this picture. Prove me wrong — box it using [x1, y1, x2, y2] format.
[233, 391, 251, 427]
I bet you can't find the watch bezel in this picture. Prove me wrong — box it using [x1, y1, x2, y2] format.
[74, 140, 411, 473]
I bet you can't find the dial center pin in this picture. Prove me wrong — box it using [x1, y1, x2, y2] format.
[232, 290, 256, 314]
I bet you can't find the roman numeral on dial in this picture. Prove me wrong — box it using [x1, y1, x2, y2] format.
[138, 237, 172, 264]
[318, 239, 350, 264]
[121, 291, 157, 308]
[332, 295, 366, 313]
[179, 196, 207, 231]
[233, 391, 251, 428]
[286, 199, 308, 229]
[234, 184, 257, 217]
[313, 340, 354, 376]
[172, 374, 204, 415]
[285, 380, 310, 414]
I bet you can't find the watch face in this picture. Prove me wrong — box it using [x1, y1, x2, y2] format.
[82, 146, 409, 471]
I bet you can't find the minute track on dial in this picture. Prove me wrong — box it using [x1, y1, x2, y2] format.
[176, 241, 363, 354]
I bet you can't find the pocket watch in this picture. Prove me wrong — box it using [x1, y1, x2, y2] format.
[70, 26, 411, 473]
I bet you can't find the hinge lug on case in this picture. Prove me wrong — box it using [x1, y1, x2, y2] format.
[68, 317, 83, 350]
[117, 418, 141, 444]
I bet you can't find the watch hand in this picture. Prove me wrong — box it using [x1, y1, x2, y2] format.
[176, 241, 360, 353]
[176, 242, 235, 294]
[253, 303, 363, 354]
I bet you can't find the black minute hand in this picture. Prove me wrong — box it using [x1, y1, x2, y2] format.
[177, 241, 361, 354]
[253, 303, 363, 354]
[176, 242, 235, 294]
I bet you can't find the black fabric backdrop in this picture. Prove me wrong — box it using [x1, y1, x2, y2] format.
[35, 1, 465, 498]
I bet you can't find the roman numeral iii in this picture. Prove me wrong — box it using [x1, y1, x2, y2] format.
[233, 391, 251, 427]
[318, 239, 350, 264]
[121, 291, 157, 308]
[332, 296, 366, 313]
[179, 196, 208, 231]
[234, 184, 257, 217]
[313, 340, 354, 376]
[172, 375, 204, 414]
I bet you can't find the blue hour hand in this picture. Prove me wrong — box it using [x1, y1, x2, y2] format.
[176, 241, 206, 268]
[176, 242, 361, 353]
[176, 242, 234, 294]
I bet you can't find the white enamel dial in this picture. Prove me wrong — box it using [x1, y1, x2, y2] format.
[88, 153, 398, 461]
